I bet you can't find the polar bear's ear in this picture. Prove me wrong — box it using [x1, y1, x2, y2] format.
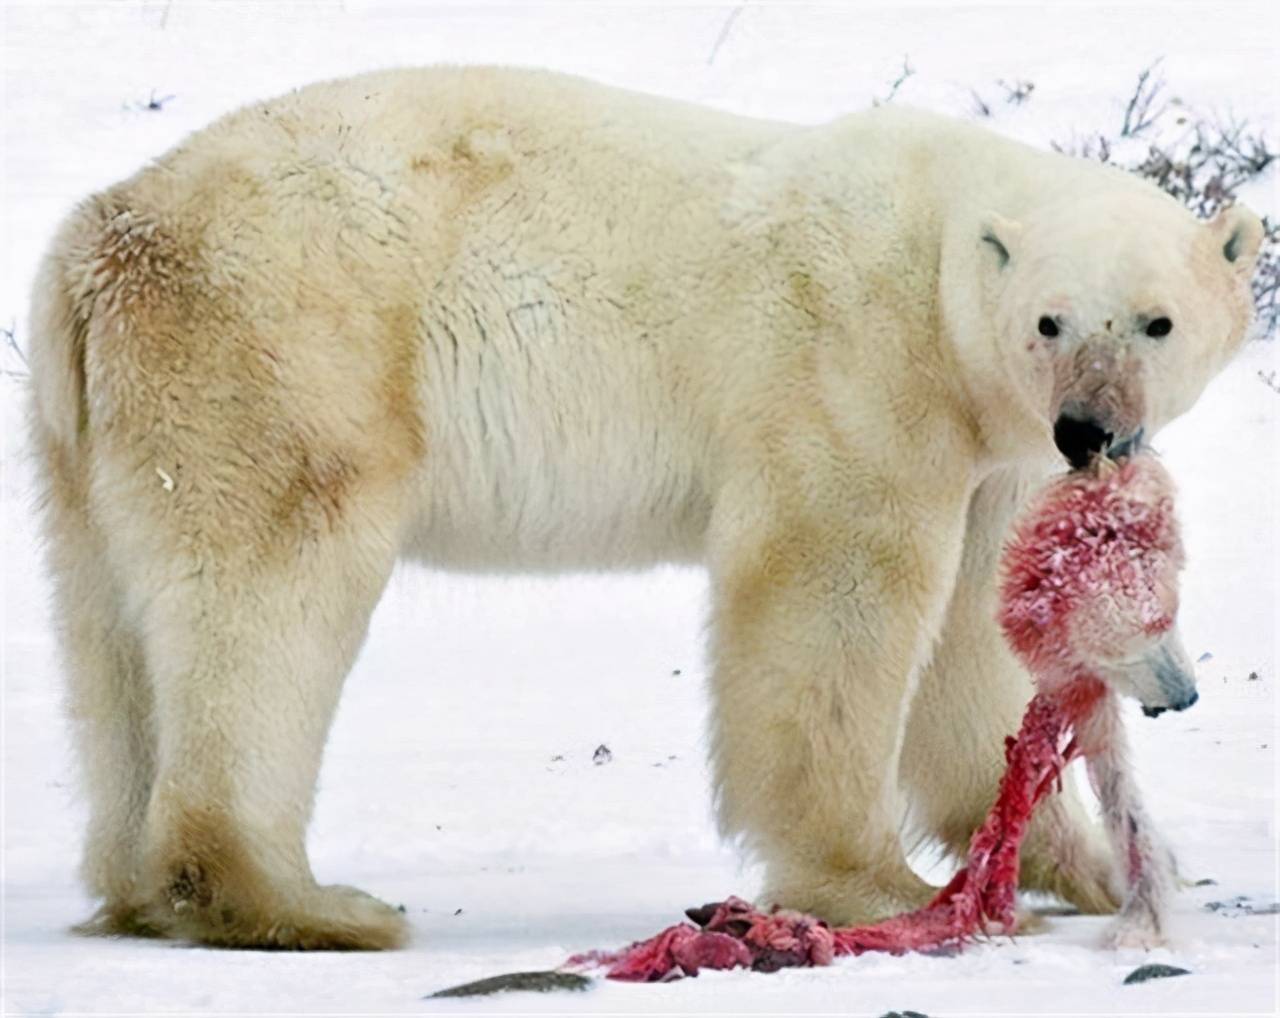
[1209, 203, 1265, 272]
[980, 213, 1023, 270]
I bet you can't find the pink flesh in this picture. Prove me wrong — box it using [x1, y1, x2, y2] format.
[566, 677, 1108, 981]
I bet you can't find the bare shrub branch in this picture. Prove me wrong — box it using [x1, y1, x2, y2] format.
[706, 5, 745, 67]
[1121, 59, 1166, 138]
[1251, 217, 1280, 338]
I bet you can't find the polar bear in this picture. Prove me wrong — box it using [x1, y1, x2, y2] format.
[29, 67, 1261, 950]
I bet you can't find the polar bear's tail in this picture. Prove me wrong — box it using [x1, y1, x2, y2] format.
[28, 200, 102, 452]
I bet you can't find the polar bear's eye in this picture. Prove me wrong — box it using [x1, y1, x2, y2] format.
[1146, 317, 1173, 338]
[1037, 316, 1060, 338]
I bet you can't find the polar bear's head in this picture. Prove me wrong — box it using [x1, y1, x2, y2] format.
[966, 188, 1263, 466]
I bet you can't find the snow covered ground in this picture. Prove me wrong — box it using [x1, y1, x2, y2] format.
[2, 2, 1277, 1014]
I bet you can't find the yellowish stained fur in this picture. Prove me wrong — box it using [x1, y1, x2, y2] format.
[29, 67, 1261, 948]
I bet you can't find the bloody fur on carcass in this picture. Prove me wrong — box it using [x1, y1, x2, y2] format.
[566, 455, 1183, 981]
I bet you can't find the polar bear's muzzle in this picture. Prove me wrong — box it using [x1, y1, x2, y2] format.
[1052, 414, 1146, 469]
[1053, 413, 1113, 469]
[1050, 344, 1147, 467]
[1101, 631, 1200, 719]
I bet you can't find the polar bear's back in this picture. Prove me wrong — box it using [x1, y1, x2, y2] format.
[135, 66, 790, 224]
[59, 68, 801, 570]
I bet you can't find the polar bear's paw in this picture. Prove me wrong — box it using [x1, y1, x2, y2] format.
[986, 906, 1048, 937]
[158, 878, 409, 951]
[270, 884, 410, 951]
[765, 862, 937, 927]
[73, 901, 167, 939]
[139, 808, 409, 950]
[1019, 849, 1123, 917]
[266, 884, 411, 951]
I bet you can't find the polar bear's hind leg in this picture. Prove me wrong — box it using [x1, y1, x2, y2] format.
[133, 518, 408, 949]
[32, 192, 421, 949]
[36, 438, 159, 937]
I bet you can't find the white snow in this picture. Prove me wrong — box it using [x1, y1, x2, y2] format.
[2, 2, 1277, 1015]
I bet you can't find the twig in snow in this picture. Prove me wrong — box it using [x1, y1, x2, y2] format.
[125, 89, 176, 113]
[1, 320, 28, 379]
[1259, 369, 1280, 395]
[969, 89, 992, 118]
[1052, 132, 1111, 163]
[145, 89, 176, 111]
[706, 5, 745, 66]
[997, 78, 1035, 105]
[2, 321, 26, 366]
[873, 56, 914, 107]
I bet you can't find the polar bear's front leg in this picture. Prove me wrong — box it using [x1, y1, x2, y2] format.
[706, 477, 967, 925]
[901, 464, 1123, 917]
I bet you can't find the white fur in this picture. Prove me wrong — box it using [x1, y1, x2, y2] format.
[1080, 699, 1178, 948]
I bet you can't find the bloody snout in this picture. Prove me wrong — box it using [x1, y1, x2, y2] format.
[1053, 414, 1113, 469]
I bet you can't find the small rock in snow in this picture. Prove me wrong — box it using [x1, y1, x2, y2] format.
[1204, 896, 1280, 917]
[1123, 963, 1191, 985]
[428, 970, 592, 998]
[592, 744, 613, 765]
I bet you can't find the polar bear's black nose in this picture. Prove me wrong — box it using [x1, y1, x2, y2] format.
[1053, 414, 1113, 469]
[1142, 690, 1198, 719]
